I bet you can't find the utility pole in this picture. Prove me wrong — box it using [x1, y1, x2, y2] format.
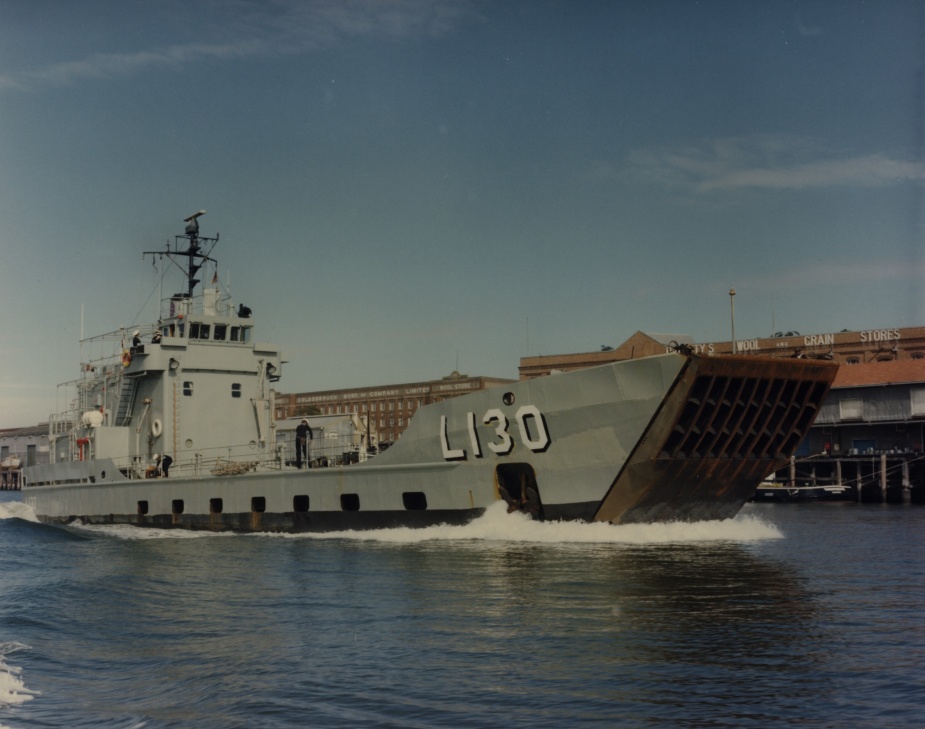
[729, 288, 737, 354]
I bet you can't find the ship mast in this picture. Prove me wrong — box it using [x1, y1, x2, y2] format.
[144, 210, 219, 305]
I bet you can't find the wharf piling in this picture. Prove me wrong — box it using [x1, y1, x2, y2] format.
[0, 467, 21, 491]
[758, 453, 925, 504]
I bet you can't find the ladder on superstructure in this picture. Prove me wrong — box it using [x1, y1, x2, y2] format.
[114, 377, 138, 427]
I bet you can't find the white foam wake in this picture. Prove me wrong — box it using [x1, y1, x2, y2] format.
[0, 642, 38, 709]
[11, 500, 782, 544]
[277, 501, 782, 544]
[0, 501, 38, 523]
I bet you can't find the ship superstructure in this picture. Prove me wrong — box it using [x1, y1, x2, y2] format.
[42, 212, 279, 483]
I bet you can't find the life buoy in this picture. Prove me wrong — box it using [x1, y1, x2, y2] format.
[152, 419, 163, 437]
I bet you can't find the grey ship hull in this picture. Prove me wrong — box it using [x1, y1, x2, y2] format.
[24, 352, 837, 532]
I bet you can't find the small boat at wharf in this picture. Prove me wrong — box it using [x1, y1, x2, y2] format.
[22, 212, 838, 532]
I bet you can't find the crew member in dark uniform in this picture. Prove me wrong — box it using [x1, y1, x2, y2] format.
[161, 454, 173, 477]
[295, 419, 313, 469]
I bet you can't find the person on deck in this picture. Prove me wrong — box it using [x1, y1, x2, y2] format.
[161, 454, 173, 477]
[295, 420, 313, 469]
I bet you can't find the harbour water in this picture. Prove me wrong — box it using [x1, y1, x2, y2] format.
[1, 490, 922, 728]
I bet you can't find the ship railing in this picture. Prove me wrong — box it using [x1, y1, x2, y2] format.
[127, 439, 378, 480]
[271, 439, 378, 468]
[79, 326, 157, 363]
[158, 289, 236, 321]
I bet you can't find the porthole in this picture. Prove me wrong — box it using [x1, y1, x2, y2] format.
[137, 500, 149, 516]
[172, 499, 184, 515]
[293, 495, 309, 512]
[502, 392, 515, 406]
[210, 498, 223, 514]
[341, 493, 360, 511]
[251, 496, 266, 513]
[185, 439, 193, 448]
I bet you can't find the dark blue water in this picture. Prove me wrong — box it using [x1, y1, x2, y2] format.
[1, 491, 922, 728]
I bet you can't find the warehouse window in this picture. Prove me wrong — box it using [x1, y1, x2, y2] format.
[911, 389, 925, 417]
[839, 398, 863, 421]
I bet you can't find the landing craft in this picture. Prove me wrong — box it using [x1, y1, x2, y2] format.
[23, 213, 838, 532]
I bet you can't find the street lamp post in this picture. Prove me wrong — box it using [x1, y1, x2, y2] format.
[729, 288, 737, 354]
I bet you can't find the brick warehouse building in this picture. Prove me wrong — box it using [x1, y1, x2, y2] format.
[519, 326, 925, 379]
[273, 371, 515, 445]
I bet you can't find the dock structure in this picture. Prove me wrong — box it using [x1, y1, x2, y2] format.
[0, 424, 50, 491]
[756, 452, 925, 503]
[0, 463, 21, 490]
[761, 358, 925, 503]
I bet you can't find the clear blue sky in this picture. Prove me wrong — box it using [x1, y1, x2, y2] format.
[1, 0, 923, 428]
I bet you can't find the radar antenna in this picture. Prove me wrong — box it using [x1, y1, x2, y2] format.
[144, 210, 219, 300]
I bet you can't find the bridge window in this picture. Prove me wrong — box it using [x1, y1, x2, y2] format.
[213, 324, 227, 341]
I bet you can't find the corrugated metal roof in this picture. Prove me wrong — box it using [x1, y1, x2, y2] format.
[0, 425, 48, 438]
[833, 359, 925, 388]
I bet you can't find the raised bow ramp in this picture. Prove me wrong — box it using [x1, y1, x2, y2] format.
[595, 354, 837, 523]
